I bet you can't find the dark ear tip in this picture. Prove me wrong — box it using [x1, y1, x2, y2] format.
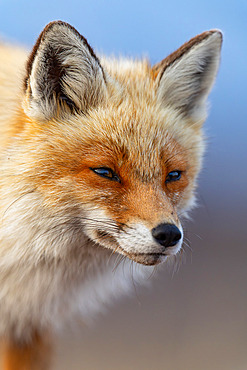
[36, 20, 77, 36]
[206, 29, 223, 47]
[42, 20, 69, 29]
[209, 29, 223, 38]
[41, 20, 84, 40]
[24, 20, 86, 92]
[23, 22, 66, 91]
[23, 20, 107, 121]
[152, 29, 223, 80]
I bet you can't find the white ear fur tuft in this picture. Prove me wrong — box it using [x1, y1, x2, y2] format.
[23, 21, 107, 121]
[154, 30, 222, 123]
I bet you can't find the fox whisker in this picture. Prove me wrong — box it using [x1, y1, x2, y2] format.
[2, 189, 36, 219]
[112, 254, 126, 273]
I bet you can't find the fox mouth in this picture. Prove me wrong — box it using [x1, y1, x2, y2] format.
[121, 251, 168, 266]
[115, 244, 169, 265]
[94, 230, 168, 266]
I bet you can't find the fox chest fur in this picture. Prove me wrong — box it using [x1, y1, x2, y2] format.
[0, 22, 222, 346]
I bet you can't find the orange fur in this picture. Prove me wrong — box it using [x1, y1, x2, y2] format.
[1, 334, 51, 370]
[0, 21, 222, 369]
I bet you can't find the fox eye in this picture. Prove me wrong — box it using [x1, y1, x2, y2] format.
[165, 170, 182, 183]
[91, 167, 121, 182]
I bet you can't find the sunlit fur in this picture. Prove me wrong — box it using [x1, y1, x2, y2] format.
[0, 21, 222, 369]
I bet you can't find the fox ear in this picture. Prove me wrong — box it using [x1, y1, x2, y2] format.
[23, 21, 107, 121]
[153, 30, 222, 123]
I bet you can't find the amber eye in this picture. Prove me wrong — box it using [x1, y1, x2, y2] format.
[165, 170, 182, 183]
[91, 167, 121, 182]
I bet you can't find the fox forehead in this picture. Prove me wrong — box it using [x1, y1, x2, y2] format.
[42, 101, 195, 180]
[72, 58, 202, 160]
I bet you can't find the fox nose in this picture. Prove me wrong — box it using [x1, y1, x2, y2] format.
[151, 223, 182, 248]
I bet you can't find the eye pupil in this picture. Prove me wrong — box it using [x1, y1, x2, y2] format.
[91, 167, 120, 182]
[95, 168, 112, 177]
[166, 170, 182, 183]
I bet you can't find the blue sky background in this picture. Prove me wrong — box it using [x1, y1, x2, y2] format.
[1, 2, 247, 369]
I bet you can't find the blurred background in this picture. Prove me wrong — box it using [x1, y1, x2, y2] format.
[1, 0, 246, 369]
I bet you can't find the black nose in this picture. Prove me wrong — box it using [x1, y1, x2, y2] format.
[152, 223, 182, 248]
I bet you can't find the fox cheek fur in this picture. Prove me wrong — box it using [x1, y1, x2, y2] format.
[0, 20, 222, 368]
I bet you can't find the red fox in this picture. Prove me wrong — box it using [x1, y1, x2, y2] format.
[0, 21, 222, 369]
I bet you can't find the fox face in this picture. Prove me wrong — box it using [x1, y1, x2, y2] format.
[7, 21, 222, 267]
[70, 119, 191, 266]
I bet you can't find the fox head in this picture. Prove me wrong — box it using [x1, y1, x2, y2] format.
[18, 21, 222, 266]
